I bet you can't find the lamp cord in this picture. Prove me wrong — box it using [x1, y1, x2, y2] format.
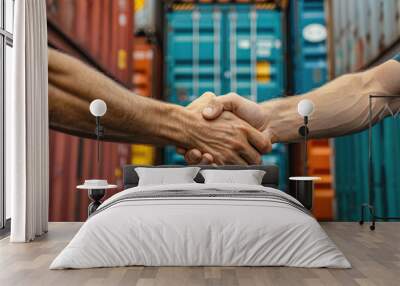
[304, 116, 308, 176]
[96, 116, 101, 177]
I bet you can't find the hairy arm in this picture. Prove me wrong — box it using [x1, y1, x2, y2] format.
[48, 48, 270, 164]
[264, 59, 400, 142]
[183, 59, 400, 164]
[48, 48, 191, 146]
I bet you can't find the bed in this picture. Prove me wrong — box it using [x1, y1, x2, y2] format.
[50, 165, 350, 269]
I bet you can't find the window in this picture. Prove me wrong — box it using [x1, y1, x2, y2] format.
[1, 0, 14, 233]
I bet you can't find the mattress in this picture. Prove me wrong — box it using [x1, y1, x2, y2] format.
[50, 183, 351, 269]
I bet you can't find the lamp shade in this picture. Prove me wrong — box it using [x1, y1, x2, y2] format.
[297, 99, 314, 117]
[89, 99, 107, 117]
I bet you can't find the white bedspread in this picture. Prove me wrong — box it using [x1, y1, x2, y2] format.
[50, 183, 351, 269]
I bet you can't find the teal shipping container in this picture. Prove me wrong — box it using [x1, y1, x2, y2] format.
[289, 0, 400, 221]
[164, 3, 287, 190]
[330, 0, 400, 221]
[290, 0, 327, 94]
[165, 4, 285, 105]
[334, 119, 400, 221]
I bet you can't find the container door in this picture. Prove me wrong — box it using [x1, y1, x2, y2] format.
[292, 0, 327, 94]
[166, 5, 223, 107]
[225, 6, 284, 101]
[165, 5, 223, 164]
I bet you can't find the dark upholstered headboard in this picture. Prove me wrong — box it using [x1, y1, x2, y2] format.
[123, 165, 280, 189]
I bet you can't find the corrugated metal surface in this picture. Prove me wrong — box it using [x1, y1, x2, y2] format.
[167, 1, 289, 10]
[328, 0, 400, 77]
[166, 4, 284, 105]
[130, 36, 158, 165]
[164, 3, 287, 190]
[290, 0, 332, 220]
[49, 130, 130, 221]
[291, 0, 327, 93]
[334, 115, 400, 221]
[328, 0, 400, 220]
[47, 0, 133, 221]
[132, 37, 158, 97]
[47, 0, 133, 86]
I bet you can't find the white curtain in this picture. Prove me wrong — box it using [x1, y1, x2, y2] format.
[7, 0, 49, 242]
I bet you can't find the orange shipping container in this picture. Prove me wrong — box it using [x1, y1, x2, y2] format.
[130, 36, 161, 166]
[132, 36, 161, 98]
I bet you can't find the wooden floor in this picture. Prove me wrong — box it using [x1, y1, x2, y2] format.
[0, 222, 399, 286]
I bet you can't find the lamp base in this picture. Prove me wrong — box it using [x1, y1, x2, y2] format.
[298, 126, 309, 137]
[289, 177, 320, 210]
[88, 189, 106, 216]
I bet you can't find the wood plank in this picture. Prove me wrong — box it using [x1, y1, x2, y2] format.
[0, 222, 399, 286]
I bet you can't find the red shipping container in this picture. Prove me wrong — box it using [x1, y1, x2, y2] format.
[47, 0, 134, 87]
[110, 0, 133, 85]
[47, 1, 134, 221]
[49, 131, 81, 221]
[49, 130, 130, 222]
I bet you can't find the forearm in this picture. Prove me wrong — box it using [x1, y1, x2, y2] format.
[48, 48, 192, 146]
[263, 60, 400, 143]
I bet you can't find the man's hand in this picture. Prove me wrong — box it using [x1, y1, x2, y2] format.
[180, 92, 272, 165]
[178, 92, 275, 164]
[48, 49, 270, 164]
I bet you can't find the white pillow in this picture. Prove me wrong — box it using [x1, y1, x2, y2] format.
[200, 169, 266, 185]
[135, 167, 201, 186]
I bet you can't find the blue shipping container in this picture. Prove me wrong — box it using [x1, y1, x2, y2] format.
[166, 4, 285, 105]
[290, 0, 328, 94]
[164, 4, 287, 190]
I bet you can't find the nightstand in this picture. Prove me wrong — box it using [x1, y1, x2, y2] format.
[289, 176, 321, 210]
[77, 180, 118, 216]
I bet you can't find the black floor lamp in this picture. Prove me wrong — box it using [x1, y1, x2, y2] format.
[76, 99, 117, 217]
[288, 99, 320, 211]
[359, 94, 400, 230]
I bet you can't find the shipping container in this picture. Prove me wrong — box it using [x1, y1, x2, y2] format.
[48, 130, 130, 221]
[47, 0, 133, 221]
[164, 3, 287, 189]
[327, 0, 400, 221]
[165, 0, 289, 10]
[135, 0, 157, 35]
[130, 36, 162, 166]
[327, 0, 400, 78]
[290, 0, 333, 220]
[131, 144, 156, 165]
[290, 0, 327, 93]
[47, 0, 134, 87]
[334, 112, 400, 221]
[166, 4, 285, 105]
[132, 36, 160, 98]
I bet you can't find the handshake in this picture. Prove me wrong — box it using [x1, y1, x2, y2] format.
[177, 91, 281, 166]
[48, 47, 397, 159]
